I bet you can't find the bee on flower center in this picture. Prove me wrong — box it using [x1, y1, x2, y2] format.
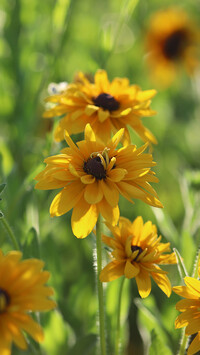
[93, 93, 120, 111]
[0, 288, 10, 313]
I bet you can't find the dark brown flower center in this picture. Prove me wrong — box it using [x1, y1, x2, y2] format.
[131, 245, 143, 261]
[0, 288, 10, 313]
[93, 93, 120, 111]
[162, 29, 188, 60]
[84, 156, 106, 180]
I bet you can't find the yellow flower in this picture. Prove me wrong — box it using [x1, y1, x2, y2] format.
[0, 250, 56, 355]
[35, 124, 163, 239]
[100, 216, 176, 298]
[146, 8, 199, 86]
[173, 265, 200, 355]
[43, 69, 157, 146]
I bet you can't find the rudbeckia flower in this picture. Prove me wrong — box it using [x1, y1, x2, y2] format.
[43, 69, 157, 145]
[0, 250, 56, 355]
[146, 8, 199, 86]
[100, 216, 176, 298]
[173, 265, 200, 355]
[35, 124, 163, 239]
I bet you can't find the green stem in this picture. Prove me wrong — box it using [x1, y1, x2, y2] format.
[177, 330, 188, 355]
[115, 277, 125, 355]
[96, 215, 106, 355]
[0, 217, 20, 250]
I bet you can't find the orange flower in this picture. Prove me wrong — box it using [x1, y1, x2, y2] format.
[35, 124, 162, 238]
[146, 8, 199, 86]
[173, 263, 200, 355]
[100, 216, 176, 298]
[0, 250, 56, 355]
[43, 70, 157, 145]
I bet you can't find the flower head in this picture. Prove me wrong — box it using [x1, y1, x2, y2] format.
[35, 124, 163, 239]
[173, 264, 200, 355]
[43, 69, 157, 145]
[100, 216, 176, 298]
[0, 250, 56, 355]
[146, 8, 199, 86]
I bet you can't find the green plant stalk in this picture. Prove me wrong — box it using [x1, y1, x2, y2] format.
[0, 217, 20, 250]
[96, 215, 106, 355]
[115, 276, 125, 355]
[177, 330, 188, 355]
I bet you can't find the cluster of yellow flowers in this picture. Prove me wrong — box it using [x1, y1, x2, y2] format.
[1, 7, 199, 355]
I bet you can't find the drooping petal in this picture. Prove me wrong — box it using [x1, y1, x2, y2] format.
[98, 198, 119, 226]
[84, 181, 103, 204]
[151, 271, 171, 297]
[50, 183, 84, 217]
[187, 333, 200, 355]
[124, 260, 140, 279]
[135, 268, 151, 298]
[100, 261, 125, 282]
[100, 180, 119, 207]
[71, 197, 98, 238]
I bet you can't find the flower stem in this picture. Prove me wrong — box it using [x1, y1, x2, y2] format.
[96, 215, 106, 355]
[177, 330, 188, 355]
[0, 217, 20, 250]
[115, 276, 125, 355]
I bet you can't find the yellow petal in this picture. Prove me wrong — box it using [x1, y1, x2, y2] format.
[188, 333, 200, 355]
[98, 198, 119, 226]
[100, 261, 125, 282]
[85, 105, 99, 116]
[94, 69, 109, 91]
[84, 181, 103, 204]
[84, 123, 96, 142]
[72, 197, 98, 238]
[124, 260, 140, 279]
[173, 285, 199, 300]
[184, 277, 200, 298]
[151, 272, 171, 297]
[107, 168, 127, 182]
[109, 128, 124, 149]
[98, 109, 109, 123]
[50, 183, 84, 217]
[100, 180, 119, 207]
[81, 175, 95, 184]
[135, 268, 151, 298]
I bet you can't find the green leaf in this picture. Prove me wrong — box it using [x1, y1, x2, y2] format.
[149, 329, 172, 355]
[22, 227, 40, 259]
[173, 248, 188, 280]
[0, 183, 6, 195]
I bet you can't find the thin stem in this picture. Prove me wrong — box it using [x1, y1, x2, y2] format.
[0, 217, 20, 250]
[96, 215, 106, 355]
[115, 277, 125, 355]
[177, 330, 188, 355]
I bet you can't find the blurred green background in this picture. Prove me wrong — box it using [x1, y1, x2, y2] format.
[0, 0, 200, 354]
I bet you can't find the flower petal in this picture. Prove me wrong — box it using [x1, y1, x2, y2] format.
[98, 198, 119, 226]
[124, 260, 140, 279]
[84, 181, 103, 204]
[72, 197, 98, 238]
[100, 261, 125, 282]
[50, 182, 84, 217]
[188, 332, 200, 355]
[100, 180, 119, 207]
[135, 268, 151, 298]
[151, 271, 171, 297]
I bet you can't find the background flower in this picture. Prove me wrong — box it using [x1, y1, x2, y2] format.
[173, 265, 200, 355]
[100, 216, 176, 298]
[0, 250, 56, 355]
[145, 7, 199, 86]
[43, 69, 157, 146]
[35, 124, 162, 238]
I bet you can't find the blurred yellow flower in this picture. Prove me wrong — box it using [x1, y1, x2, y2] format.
[0, 250, 56, 355]
[100, 216, 176, 298]
[173, 265, 200, 355]
[43, 69, 157, 146]
[146, 8, 199, 86]
[35, 124, 163, 239]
